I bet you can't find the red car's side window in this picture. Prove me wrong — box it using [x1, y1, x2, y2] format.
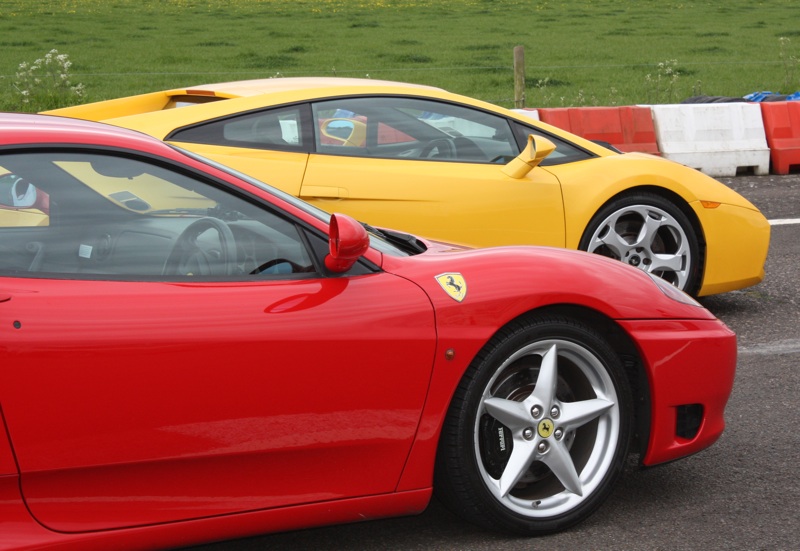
[0, 152, 315, 279]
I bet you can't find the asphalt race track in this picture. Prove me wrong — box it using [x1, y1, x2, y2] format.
[186, 173, 800, 551]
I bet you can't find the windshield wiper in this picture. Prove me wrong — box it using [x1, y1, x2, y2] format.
[362, 222, 427, 254]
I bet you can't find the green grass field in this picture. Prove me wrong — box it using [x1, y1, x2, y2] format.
[1, 0, 798, 112]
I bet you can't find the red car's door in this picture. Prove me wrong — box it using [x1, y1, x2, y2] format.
[0, 150, 437, 533]
[2, 275, 435, 533]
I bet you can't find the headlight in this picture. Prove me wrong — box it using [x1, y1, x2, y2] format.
[647, 273, 703, 306]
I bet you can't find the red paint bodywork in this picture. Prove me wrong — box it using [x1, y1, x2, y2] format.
[0, 114, 736, 549]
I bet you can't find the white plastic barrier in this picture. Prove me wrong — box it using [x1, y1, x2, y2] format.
[511, 108, 540, 121]
[650, 103, 770, 177]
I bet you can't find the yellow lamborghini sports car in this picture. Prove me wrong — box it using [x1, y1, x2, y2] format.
[46, 78, 770, 296]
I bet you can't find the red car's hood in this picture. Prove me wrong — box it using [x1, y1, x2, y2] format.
[380, 243, 716, 323]
[418, 237, 472, 254]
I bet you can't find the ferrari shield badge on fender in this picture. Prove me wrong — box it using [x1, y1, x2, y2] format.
[436, 273, 467, 302]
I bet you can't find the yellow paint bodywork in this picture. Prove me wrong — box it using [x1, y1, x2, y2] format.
[168, 142, 310, 197]
[688, 202, 769, 295]
[545, 152, 764, 249]
[45, 78, 771, 296]
[300, 153, 565, 248]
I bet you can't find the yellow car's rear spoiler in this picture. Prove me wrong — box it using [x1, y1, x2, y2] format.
[42, 89, 229, 121]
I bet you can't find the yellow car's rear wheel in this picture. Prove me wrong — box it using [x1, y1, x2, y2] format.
[579, 192, 701, 295]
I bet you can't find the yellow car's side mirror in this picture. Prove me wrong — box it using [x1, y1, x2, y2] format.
[501, 134, 556, 179]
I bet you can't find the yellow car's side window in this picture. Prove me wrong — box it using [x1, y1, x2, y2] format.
[311, 97, 519, 164]
[169, 105, 305, 151]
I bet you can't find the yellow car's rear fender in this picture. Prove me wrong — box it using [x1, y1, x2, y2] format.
[548, 154, 768, 296]
[550, 154, 761, 249]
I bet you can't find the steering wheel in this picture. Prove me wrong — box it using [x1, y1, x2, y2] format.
[163, 217, 237, 276]
[251, 257, 310, 275]
[420, 137, 457, 159]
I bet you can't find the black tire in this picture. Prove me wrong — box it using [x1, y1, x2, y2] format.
[579, 191, 702, 296]
[434, 314, 632, 535]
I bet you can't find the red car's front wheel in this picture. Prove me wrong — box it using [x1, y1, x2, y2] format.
[435, 314, 633, 535]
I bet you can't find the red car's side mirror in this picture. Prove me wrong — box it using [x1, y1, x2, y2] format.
[325, 213, 370, 273]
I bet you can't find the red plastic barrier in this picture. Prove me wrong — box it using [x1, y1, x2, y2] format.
[538, 106, 660, 155]
[759, 101, 800, 174]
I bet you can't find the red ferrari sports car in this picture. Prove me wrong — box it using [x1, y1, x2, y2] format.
[0, 113, 735, 550]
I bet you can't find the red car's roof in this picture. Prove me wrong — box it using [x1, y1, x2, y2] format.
[0, 112, 172, 155]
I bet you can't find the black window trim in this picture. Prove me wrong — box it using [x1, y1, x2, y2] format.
[161, 92, 600, 167]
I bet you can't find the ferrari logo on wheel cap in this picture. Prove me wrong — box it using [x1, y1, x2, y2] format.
[435, 273, 467, 302]
[538, 419, 554, 438]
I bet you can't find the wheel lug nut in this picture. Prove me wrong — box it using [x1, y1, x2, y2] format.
[550, 406, 560, 418]
[537, 441, 548, 453]
[554, 428, 564, 440]
[531, 406, 542, 418]
[523, 428, 534, 440]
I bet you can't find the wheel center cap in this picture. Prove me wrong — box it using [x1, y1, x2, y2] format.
[537, 418, 555, 438]
[629, 255, 641, 267]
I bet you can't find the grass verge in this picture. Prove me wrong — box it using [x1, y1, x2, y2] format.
[0, 0, 798, 111]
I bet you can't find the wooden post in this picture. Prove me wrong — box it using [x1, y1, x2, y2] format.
[513, 46, 525, 109]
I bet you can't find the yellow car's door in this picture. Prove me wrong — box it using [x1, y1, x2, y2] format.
[301, 154, 565, 248]
[301, 96, 565, 248]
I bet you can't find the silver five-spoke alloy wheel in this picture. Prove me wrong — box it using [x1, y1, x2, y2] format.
[476, 339, 619, 518]
[435, 315, 633, 535]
